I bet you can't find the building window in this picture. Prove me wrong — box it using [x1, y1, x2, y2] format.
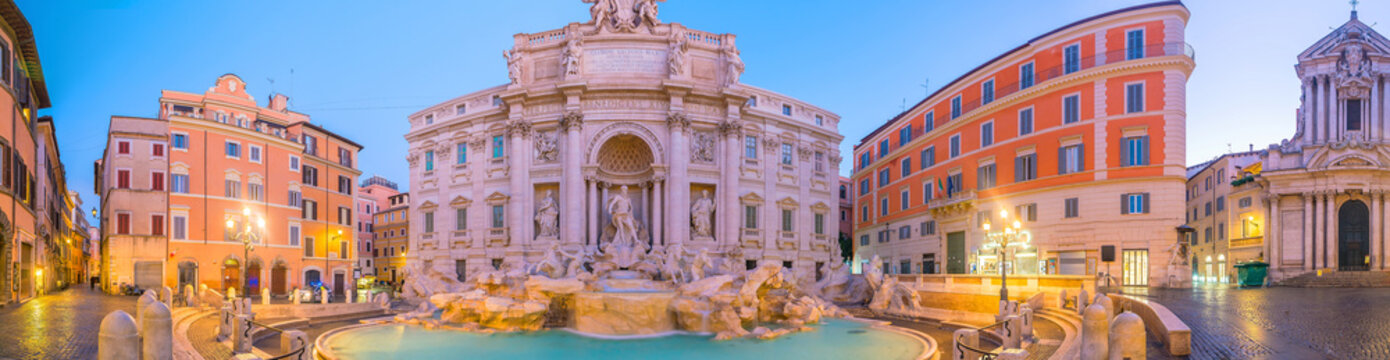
[878, 169, 890, 187]
[1064, 43, 1080, 74]
[880, 198, 889, 216]
[921, 147, 935, 169]
[153, 143, 165, 157]
[305, 237, 316, 257]
[338, 148, 353, 168]
[1014, 203, 1038, 222]
[1239, 197, 1253, 208]
[1216, 196, 1226, 212]
[424, 211, 435, 232]
[116, 213, 130, 234]
[782, 104, 792, 116]
[1348, 99, 1363, 131]
[492, 136, 505, 158]
[457, 143, 468, 164]
[1063, 94, 1080, 124]
[1125, 83, 1145, 113]
[980, 121, 994, 147]
[747, 96, 757, 107]
[977, 164, 996, 190]
[289, 224, 301, 246]
[1060, 144, 1084, 174]
[172, 134, 188, 150]
[248, 183, 263, 201]
[898, 226, 910, 239]
[1020, 63, 1035, 89]
[303, 199, 318, 220]
[900, 158, 911, 177]
[1018, 108, 1033, 136]
[860, 178, 871, 195]
[815, 115, 823, 126]
[491, 205, 504, 228]
[923, 111, 935, 133]
[1126, 29, 1145, 60]
[425, 151, 435, 171]
[290, 155, 300, 171]
[1121, 135, 1150, 166]
[1218, 222, 1226, 240]
[424, 114, 434, 125]
[288, 190, 302, 207]
[982, 79, 995, 104]
[949, 135, 961, 158]
[117, 141, 130, 155]
[781, 209, 793, 232]
[249, 145, 262, 163]
[947, 173, 963, 197]
[302, 165, 319, 186]
[173, 215, 187, 240]
[861, 205, 869, 222]
[781, 143, 793, 165]
[1204, 227, 1212, 243]
[899, 125, 913, 146]
[879, 139, 889, 158]
[151, 215, 165, 236]
[900, 189, 909, 210]
[951, 96, 962, 119]
[1065, 198, 1079, 218]
[815, 151, 825, 172]
[1122, 193, 1150, 214]
[338, 207, 351, 225]
[456, 208, 468, 230]
[455, 104, 467, 115]
[744, 205, 759, 228]
[860, 235, 869, 246]
[745, 136, 758, 159]
[922, 220, 936, 235]
[225, 179, 241, 199]
[225, 141, 240, 158]
[338, 176, 352, 194]
[1015, 153, 1037, 182]
[814, 213, 825, 235]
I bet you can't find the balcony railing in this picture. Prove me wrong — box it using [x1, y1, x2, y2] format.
[873, 42, 1195, 157]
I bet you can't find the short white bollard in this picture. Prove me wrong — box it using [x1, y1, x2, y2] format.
[1094, 294, 1114, 322]
[184, 284, 197, 308]
[281, 330, 313, 360]
[136, 292, 156, 328]
[98, 310, 140, 360]
[952, 328, 980, 360]
[228, 287, 238, 299]
[1003, 315, 1023, 349]
[292, 289, 302, 305]
[320, 288, 329, 304]
[162, 286, 174, 308]
[1077, 289, 1090, 315]
[141, 301, 173, 360]
[1081, 303, 1110, 360]
[262, 288, 271, 305]
[1109, 311, 1146, 360]
[232, 314, 254, 354]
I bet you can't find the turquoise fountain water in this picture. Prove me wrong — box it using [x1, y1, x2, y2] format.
[320, 318, 925, 360]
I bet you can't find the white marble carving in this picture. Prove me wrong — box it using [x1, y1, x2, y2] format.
[691, 190, 715, 238]
[536, 190, 560, 238]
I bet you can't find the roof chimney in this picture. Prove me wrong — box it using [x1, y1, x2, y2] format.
[269, 93, 290, 112]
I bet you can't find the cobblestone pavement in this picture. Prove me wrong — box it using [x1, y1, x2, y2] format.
[1116, 285, 1390, 360]
[0, 287, 138, 360]
[188, 315, 233, 360]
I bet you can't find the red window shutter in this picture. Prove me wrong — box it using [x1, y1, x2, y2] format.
[117, 214, 130, 234]
[153, 144, 165, 157]
[152, 172, 165, 191]
[152, 215, 165, 236]
[118, 142, 130, 154]
[117, 170, 130, 189]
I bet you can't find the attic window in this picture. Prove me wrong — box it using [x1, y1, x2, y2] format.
[1348, 99, 1362, 131]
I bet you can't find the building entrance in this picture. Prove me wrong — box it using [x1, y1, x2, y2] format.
[1339, 200, 1370, 271]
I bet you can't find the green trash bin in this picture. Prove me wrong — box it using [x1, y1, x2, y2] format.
[1234, 261, 1269, 287]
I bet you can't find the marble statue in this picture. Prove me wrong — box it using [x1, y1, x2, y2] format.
[636, 0, 661, 27]
[691, 190, 715, 238]
[562, 38, 583, 79]
[503, 49, 524, 85]
[1339, 43, 1373, 80]
[535, 131, 559, 161]
[668, 35, 687, 77]
[691, 131, 715, 163]
[689, 248, 712, 282]
[536, 190, 560, 238]
[723, 45, 744, 85]
[661, 243, 688, 283]
[604, 186, 646, 268]
[560, 246, 593, 278]
[584, 0, 616, 28]
[532, 243, 566, 279]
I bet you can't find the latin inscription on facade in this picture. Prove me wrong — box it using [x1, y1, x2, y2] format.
[585, 49, 666, 74]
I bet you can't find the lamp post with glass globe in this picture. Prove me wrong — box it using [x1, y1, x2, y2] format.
[982, 208, 1031, 302]
[226, 207, 265, 298]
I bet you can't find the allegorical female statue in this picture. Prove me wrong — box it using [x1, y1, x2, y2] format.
[691, 190, 715, 238]
[536, 190, 559, 237]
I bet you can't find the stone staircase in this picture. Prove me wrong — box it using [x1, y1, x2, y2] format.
[1033, 308, 1081, 359]
[1275, 270, 1390, 287]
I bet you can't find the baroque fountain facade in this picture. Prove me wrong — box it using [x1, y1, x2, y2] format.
[376, 0, 932, 348]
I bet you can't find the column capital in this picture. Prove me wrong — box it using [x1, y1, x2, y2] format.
[666, 111, 690, 131]
[562, 111, 584, 132]
[507, 120, 534, 139]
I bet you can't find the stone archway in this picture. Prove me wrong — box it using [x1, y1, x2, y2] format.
[1339, 200, 1371, 271]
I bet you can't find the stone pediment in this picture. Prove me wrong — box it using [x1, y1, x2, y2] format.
[810, 201, 830, 213]
[1330, 154, 1377, 168]
[1299, 15, 1390, 61]
[776, 197, 799, 209]
[739, 192, 763, 204]
[450, 195, 472, 207]
[418, 201, 439, 210]
[485, 191, 510, 205]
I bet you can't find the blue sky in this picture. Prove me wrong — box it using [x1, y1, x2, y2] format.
[17, 0, 1372, 224]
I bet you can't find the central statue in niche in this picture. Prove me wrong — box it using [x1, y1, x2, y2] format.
[604, 185, 648, 268]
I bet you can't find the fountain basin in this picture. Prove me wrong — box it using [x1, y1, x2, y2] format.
[317, 318, 932, 360]
[572, 291, 676, 337]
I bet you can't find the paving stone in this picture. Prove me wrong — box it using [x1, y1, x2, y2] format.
[0, 287, 137, 360]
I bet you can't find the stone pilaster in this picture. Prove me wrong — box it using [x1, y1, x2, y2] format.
[562, 111, 585, 245]
[667, 111, 691, 246]
[719, 119, 742, 247]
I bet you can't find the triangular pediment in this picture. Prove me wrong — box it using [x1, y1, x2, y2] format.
[450, 195, 472, 207]
[486, 191, 510, 204]
[776, 197, 799, 208]
[418, 200, 439, 210]
[739, 192, 763, 204]
[1300, 15, 1390, 60]
[810, 201, 830, 212]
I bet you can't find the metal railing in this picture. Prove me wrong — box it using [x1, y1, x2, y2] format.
[248, 319, 307, 360]
[954, 319, 1012, 360]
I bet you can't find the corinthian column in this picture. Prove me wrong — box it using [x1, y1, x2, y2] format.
[667, 112, 691, 246]
[1304, 193, 1314, 271]
[720, 119, 743, 246]
[1324, 191, 1335, 269]
[508, 120, 533, 245]
[1372, 191, 1381, 269]
[561, 112, 584, 245]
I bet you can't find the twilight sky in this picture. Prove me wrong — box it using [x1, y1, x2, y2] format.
[17, 0, 1373, 225]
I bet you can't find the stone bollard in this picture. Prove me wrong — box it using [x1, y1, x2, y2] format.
[1003, 315, 1023, 349]
[262, 288, 270, 305]
[232, 314, 254, 353]
[1081, 303, 1110, 360]
[1094, 294, 1114, 322]
[1077, 289, 1090, 315]
[292, 289, 302, 305]
[137, 292, 157, 328]
[280, 330, 313, 360]
[162, 286, 174, 308]
[998, 348, 1029, 360]
[217, 304, 234, 342]
[98, 310, 140, 360]
[320, 288, 330, 304]
[141, 301, 173, 360]
[1109, 311, 1146, 360]
[952, 328, 980, 360]
[1019, 305, 1035, 340]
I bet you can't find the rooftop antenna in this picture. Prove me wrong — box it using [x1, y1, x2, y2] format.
[919, 78, 930, 98]
[1227, 143, 1233, 153]
[267, 77, 275, 94]
[901, 98, 906, 113]
[289, 68, 296, 108]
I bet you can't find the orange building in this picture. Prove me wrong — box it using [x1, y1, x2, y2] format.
[851, 2, 1193, 286]
[97, 74, 363, 299]
[0, 0, 49, 305]
[372, 192, 408, 284]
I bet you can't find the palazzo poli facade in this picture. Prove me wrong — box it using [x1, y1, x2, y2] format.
[1257, 11, 1390, 280]
[404, 1, 843, 279]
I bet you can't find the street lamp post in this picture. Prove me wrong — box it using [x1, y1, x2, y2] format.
[226, 207, 265, 299]
[328, 229, 342, 303]
[982, 209, 1030, 302]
